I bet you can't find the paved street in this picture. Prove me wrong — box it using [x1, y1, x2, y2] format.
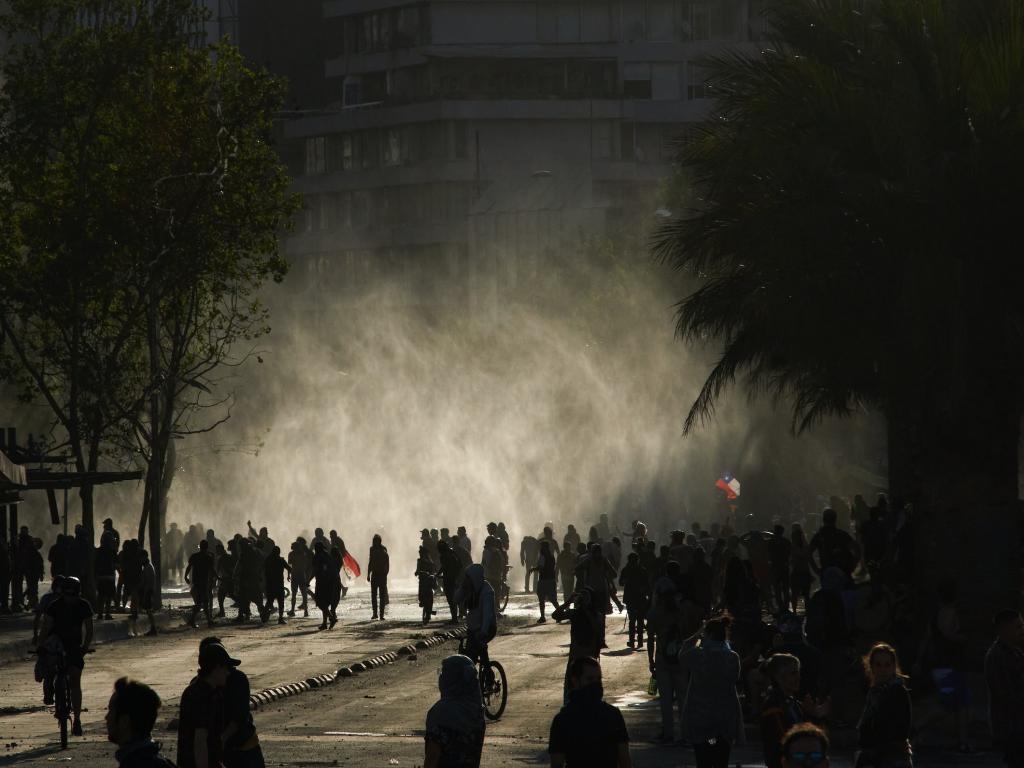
[0, 585, 1006, 767]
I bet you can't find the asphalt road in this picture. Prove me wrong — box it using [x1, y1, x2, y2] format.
[0, 585, 1006, 767]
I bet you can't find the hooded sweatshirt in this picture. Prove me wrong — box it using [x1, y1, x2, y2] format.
[457, 564, 496, 641]
[425, 654, 485, 767]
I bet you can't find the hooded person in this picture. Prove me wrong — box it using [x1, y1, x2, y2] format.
[424, 654, 485, 768]
[456, 564, 496, 672]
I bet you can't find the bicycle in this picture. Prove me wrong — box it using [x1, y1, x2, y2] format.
[33, 645, 92, 749]
[497, 565, 511, 614]
[458, 637, 508, 720]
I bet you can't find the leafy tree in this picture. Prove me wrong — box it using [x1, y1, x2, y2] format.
[0, 0, 299, 601]
[655, 0, 1024, 620]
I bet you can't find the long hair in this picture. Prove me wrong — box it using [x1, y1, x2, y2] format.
[861, 642, 905, 684]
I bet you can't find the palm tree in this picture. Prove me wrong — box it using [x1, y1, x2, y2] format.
[655, 0, 1024, 622]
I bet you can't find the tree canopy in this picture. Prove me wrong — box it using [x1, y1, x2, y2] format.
[0, 0, 300, 572]
[656, 0, 1024, 435]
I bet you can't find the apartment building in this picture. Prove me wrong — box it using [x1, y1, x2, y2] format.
[284, 0, 763, 312]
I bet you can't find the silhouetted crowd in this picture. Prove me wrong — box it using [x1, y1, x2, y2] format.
[6, 493, 1024, 768]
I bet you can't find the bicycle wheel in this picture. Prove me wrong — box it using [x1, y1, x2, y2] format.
[481, 661, 508, 720]
[499, 584, 509, 613]
[55, 675, 69, 749]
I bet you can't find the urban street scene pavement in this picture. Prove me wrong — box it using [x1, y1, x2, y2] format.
[3, 1, 1024, 768]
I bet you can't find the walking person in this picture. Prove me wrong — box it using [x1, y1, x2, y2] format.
[185, 540, 215, 629]
[136, 550, 158, 637]
[916, 580, 971, 752]
[678, 613, 744, 768]
[646, 583, 689, 743]
[312, 541, 340, 629]
[557, 540, 577, 604]
[770, 525, 792, 614]
[287, 538, 312, 618]
[95, 536, 118, 621]
[261, 546, 290, 625]
[855, 643, 913, 768]
[531, 540, 559, 623]
[367, 534, 389, 621]
[789, 524, 813, 614]
[437, 540, 463, 624]
[552, 587, 602, 704]
[548, 656, 632, 767]
[415, 545, 436, 624]
[423, 654, 486, 768]
[619, 552, 650, 649]
[985, 610, 1024, 768]
[106, 677, 175, 767]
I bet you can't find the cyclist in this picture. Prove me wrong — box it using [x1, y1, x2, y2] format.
[456, 564, 496, 672]
[40, 576, 94, 736]
[33, 576, 65, 705]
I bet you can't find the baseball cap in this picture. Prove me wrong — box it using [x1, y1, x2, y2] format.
[199, 643, 240, 669]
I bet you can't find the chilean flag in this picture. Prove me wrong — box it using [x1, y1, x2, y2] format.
[716, 473, 741, 500]
[343, 552, 361, 579]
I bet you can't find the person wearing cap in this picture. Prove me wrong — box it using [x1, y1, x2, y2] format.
[220, 644, 264, 768]
[177, 643, 237, 768]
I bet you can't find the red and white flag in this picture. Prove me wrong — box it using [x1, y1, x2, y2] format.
[715, 474, 741, 500]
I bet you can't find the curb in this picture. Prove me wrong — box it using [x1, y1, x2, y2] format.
[247, 627, 467, 710]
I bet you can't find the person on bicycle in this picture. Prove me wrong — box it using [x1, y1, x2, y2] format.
[40, 575, 93, 736]
[33, 575, 65, 705]
[456, 564, 496, 672]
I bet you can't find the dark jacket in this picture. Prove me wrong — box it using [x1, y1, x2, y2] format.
[618, 562, 650, 609]
[115, 738, 176, 767]
[986, 638, 1024, 745]
[856, 679, 912, 765]
[367, 544, 389, 580]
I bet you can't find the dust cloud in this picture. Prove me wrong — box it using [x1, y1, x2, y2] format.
[165, 249, 737, 565]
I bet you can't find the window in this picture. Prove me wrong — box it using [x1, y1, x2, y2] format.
[343, 75, 362, 107]
[318, 195, 331, 231]
[592, 121, 612, 159]
[619, 122, 636, 160]
[623, 77, 652, 99]
[352, 190, 371, 228]
[451, 122, 468, 159]
[683, 2, 711, 41]
[687, 63, 712, 99]
[383, 128, 403, 167]
[395, 7, 422, 47]
[341, 135, 354, 170]
[305, 137, 326, 175]
[360, 130, 379, 169]
[646, 0, 674, 41]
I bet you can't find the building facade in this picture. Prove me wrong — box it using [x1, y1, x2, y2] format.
[283, 0, 764, 312]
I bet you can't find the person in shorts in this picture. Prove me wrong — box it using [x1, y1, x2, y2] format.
[40, 576, 93, 736]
